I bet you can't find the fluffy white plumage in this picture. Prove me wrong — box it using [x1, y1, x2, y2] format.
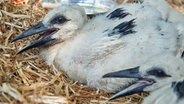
[143, 0, 184, 49]
[44, 5, 177, 92]
[43, 4, 179, 92]
[129, 53, 184, 92]
[102, 53, 184, 100]
[12, 0, 184, 93]
[143, 78, 184, 104]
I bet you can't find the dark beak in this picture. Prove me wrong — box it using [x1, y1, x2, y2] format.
[103, 66, 155, 100]
[108, 79, 155, 100]
[11, 21, 59, 53]
[103, 66, 141, 78]
[17, 36, 55, 54]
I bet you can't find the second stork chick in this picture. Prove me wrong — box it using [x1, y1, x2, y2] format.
[103, 53, 184, 100]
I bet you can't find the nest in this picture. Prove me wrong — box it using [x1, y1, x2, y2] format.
[0, 0, 184, 104]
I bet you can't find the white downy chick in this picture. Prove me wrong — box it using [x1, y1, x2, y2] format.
[12, 3, 181, 92]
[103, 53, 184, 100]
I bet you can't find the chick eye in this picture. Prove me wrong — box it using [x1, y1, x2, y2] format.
[147, 67, 171, 78]
[50, 15, 69, 24]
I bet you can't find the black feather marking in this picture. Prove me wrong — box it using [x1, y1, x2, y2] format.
[172, 80, 184, 99]
[107, 8, 130, 19]
[181, 51, 184, 58]
[156, 25, 162, 31]
[108, 19, 136, 38]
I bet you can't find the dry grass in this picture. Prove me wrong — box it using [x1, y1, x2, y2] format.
[0, 0, 184, 104]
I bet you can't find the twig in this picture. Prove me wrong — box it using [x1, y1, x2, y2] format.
[1, 10, 31, 18]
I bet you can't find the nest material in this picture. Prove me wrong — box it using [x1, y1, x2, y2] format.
[168, 0, 184, 6]
[0, 0, 184, 104]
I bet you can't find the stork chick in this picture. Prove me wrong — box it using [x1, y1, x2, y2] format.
[12, 3, 181, 92]
[103, 53, 184, 100]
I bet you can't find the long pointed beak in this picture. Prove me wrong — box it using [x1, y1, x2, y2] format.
[11, 21, 59, 53]
[102, 66, 155, 100]
[108, 79, 155, 100]
[103, 66, 142, 78]
[11, 21, 49, 42]
[17, 36, 55, 54]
